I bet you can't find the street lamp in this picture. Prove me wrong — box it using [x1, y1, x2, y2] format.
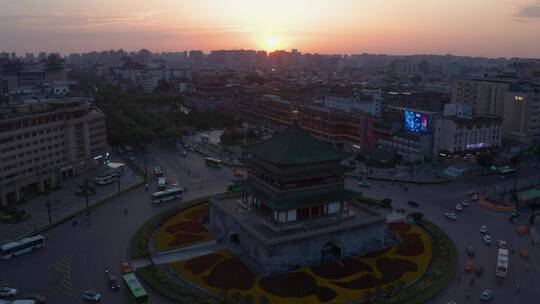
[46, 199, 52, 225]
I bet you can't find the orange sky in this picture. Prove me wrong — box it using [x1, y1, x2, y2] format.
[1, 0, 540, 57]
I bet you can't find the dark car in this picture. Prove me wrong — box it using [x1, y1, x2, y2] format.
[465, 246, 475, 256]
[108, 276, 120, 291]
[407, 201, 419, 207]
[474, 266, 483, 276]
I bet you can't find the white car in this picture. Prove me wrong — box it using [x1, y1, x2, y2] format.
[82, 290, 101, 302]
[497, 240, 507, 248]
[0, 287, 18, 297]
[455, 204, 464, 211]
[472, 194, 479, 201]
[480, 225, 488, 234]
[461, 201, 470, 206]
[483, 235, 492, 244]
[445, 212, 457, 221]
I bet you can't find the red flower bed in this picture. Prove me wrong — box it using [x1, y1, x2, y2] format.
[259, 271, 337, 302]
[185, 253, 225, 275]
[395, 233, 425, 256]
[333, 258, 418, 289]
[388, 222, 411, 232]
[184, 205, 209, 220]
[165, 220, 208, 234]
[168, 233, 206, 247]
[311, 257, 372, 280]
[202, 257, 256, 290]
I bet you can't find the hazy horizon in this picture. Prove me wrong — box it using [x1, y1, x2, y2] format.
[1, 0, 540, 58]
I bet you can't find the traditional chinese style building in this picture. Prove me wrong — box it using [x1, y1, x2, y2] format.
[209, 118, 390, 275]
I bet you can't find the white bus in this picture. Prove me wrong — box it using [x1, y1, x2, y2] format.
[1, 235, 45, 259]
[152, 188, 183, 204]
[95, 168, 118, 185]
[157, 177, 166, 191]
[496, 248, 508, 278]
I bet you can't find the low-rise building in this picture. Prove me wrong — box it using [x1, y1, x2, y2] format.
[433, 116, 502, 161]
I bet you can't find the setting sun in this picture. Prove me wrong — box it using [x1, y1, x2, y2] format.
[265, 36, 279, 50]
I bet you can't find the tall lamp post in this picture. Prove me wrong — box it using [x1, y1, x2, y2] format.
[46, 199, 52, 225]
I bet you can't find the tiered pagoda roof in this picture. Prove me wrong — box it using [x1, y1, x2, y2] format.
[246, 123, 349, 165]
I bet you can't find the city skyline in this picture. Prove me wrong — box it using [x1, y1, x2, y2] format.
[1, 0, 540, 58]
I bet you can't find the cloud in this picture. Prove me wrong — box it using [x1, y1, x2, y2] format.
[0, 12, 164, 32]
[516, 1, 540, 19]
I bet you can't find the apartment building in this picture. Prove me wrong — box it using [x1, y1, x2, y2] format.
[502, 82, 540, 145]
[0, 98, 107, 206]
[451, 78, 510, 116]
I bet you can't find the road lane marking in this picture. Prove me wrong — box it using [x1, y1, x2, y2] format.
[50, 254, 75, 297]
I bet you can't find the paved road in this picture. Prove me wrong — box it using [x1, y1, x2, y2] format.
[348, 173, 540, 304]
[2, 143, 539, 303]
[0, 145, 233, 304]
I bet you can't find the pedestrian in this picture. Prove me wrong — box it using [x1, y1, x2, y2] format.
[124, 207, 128, 215]
[145, 183, 149, 192]
[516, 284, 520, 293]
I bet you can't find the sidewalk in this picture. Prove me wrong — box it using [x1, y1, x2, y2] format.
[0, 163, 143, 243]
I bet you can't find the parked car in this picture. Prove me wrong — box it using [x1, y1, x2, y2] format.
[445, 212, 457, 221]
[82, 291, 101, 302]
[480, 225, 488, 234]
[455, 204, 464, 211]
[474, 266, 484, 276]
[108, 276, 120, 291]
[480, 289, 494, 302]
[461, 200, 470, 206]
[520, 249, 529, 258]
[357, 181, 371, 188]
[511, 210, 520, 218]
[483, 235, 492, 244]
[497, 240, 507, 248]
[467, 190, 477, 197]
[471, 194, 479, 201]
[464, 261, 474, 272]
[0, 287, 18, 297]
[465, 246, 475, 256]
[121, 262, 133, 274]
[407, 201, 419, 207]
[517, 226, 530, 234]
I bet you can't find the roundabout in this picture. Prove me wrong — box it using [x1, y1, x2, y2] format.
[129, 196, 457, 304]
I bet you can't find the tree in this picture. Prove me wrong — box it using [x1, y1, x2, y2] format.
[381, 198, 392, 209]
[476, 153, 494, 172]
[533, 142, 540, 164]
[409, 212, 424, 223]
[510, 152, 524, 208]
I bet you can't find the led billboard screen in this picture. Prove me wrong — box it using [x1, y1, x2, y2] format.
[404, 111, 428, 133]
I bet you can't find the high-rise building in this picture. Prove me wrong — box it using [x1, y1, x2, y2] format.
[502, 83, 540, 145]
[0, 98, 108, 206]
[451, 78, 510, 117]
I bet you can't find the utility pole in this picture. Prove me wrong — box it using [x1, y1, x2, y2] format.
[117, 173, 121, 193]
[144, 158, 148, 179]
[81, 179, 90, 214]
[46, 199, 52, 225]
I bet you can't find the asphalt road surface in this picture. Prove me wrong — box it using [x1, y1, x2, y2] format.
[348, 173, 540, 304]
[0, 146, 232, 304]
[2, 145, 539, 304]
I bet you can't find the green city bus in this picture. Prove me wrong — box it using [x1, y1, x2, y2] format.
[123, 273, 148, 304]
[205, 157, 223, 168]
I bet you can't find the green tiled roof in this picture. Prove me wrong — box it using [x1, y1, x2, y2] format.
[234, 179, 361, 210]
[246, 123, 349, 165]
